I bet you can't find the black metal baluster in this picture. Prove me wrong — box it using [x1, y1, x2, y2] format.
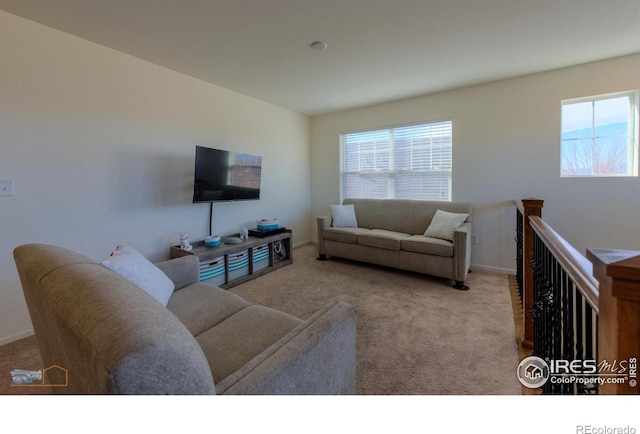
[562, 274, 576, 394]
[551, 256, 560, 394]
[541, 245, 552, 395]
[575, 291, 585, 394]
[582, 308, 598, 394]
[525, 220, 600, 395]
[531, 233, 543, 361]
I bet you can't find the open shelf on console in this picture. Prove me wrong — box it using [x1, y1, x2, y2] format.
[170, 229, 292, 289]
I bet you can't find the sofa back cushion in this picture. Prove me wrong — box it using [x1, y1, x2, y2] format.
[13, 243, 215, 394]
[342, 198, 471, 235]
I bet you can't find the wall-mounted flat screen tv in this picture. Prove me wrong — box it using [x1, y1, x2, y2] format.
[193, 146, 262, 203]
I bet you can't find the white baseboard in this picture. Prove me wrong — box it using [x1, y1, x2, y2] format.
[292, 240, 312, 249]
[470, 263, 516, 275]
[0, 329, 34, 346]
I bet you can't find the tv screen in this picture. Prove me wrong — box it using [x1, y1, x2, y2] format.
[193, 146, 262, 203]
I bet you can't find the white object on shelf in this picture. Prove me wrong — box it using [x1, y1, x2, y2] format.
[179, 232, 193, 251]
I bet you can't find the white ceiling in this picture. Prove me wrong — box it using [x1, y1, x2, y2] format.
[1, 0, 639, 116]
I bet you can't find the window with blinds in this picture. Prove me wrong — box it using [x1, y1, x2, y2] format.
[339, 120, 452, 201]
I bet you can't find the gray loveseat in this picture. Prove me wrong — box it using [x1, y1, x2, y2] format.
[317, 198, 472, 289]
[13, 243, 356, 394]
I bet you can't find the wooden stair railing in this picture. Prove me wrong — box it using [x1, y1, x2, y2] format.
[588, 249, 640, 395]
[515, 198, 640, 394]
[515, 198, 544, 350]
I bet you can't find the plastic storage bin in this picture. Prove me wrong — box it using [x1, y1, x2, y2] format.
[199, 256, 226, 286]
[227, 250, 250, 282]
[252, 243, 270, 272]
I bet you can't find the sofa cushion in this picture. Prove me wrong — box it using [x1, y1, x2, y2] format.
[101, 245, 175, 307]
[424, 209, 469, 241]
[323, 227, 371, 244]
[196, 305, 302, 384]
[330, 204, 358, 228]
[401, 235, 454, 257]
[167, 282, 250, 336]
[358, 229, 411, 251]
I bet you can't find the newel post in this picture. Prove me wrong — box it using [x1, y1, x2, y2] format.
[588, 249, 640, 395]
[521, 198, 543, 349]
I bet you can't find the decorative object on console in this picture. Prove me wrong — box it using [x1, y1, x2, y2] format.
[240, 227, 249, 240]
[204, 235, 221, 247]
[100, 245, 175, 307]
[179, 232, 193, 251]
[257, 218, 279, 231]
[224, 236, 243, 244]
[273, 240, 286, 261]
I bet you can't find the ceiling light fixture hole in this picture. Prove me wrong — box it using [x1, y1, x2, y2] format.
[310, 41, 328, 51]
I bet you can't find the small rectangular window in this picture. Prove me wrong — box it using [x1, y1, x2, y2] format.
[561, 91, 639, 177]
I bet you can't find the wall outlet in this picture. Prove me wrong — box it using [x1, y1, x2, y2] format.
[471, 234, 478, 244]
[0, 180, 14, 197]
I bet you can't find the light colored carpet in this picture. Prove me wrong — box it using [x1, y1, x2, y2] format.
[231, 244, 522, 394]
[0, 243, 522, 395]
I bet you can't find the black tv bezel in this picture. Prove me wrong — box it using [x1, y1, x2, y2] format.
[192, 145, 262, 203]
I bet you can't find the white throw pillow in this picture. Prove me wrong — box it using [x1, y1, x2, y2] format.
[424, 210, 469, 241]
[330, 204, 358, 228]
[101, 245, 175, 307]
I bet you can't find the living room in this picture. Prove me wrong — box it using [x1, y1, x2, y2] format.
[1, 0, 639, 430]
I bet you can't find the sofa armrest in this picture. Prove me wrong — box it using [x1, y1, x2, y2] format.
[453, 222, 472, 283]
[155, 255, 200, 290]
[316, 216, 332, 255]
[217, 300, 357, 395]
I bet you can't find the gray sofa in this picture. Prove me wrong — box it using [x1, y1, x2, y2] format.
[13, 243, 356, 394]
[317, 198, 472, 289]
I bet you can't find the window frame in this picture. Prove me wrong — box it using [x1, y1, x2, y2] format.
[560, 90, 639, 178]
[339, 119, 453, 202]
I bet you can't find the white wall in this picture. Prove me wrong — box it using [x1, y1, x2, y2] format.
[0, 11, 311, 344]
[311, 53, 640, 273]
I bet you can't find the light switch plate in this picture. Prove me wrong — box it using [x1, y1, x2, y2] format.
[0, 180, 15, 196]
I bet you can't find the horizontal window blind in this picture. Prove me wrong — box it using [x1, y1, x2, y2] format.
[340, 120, 452, 201]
